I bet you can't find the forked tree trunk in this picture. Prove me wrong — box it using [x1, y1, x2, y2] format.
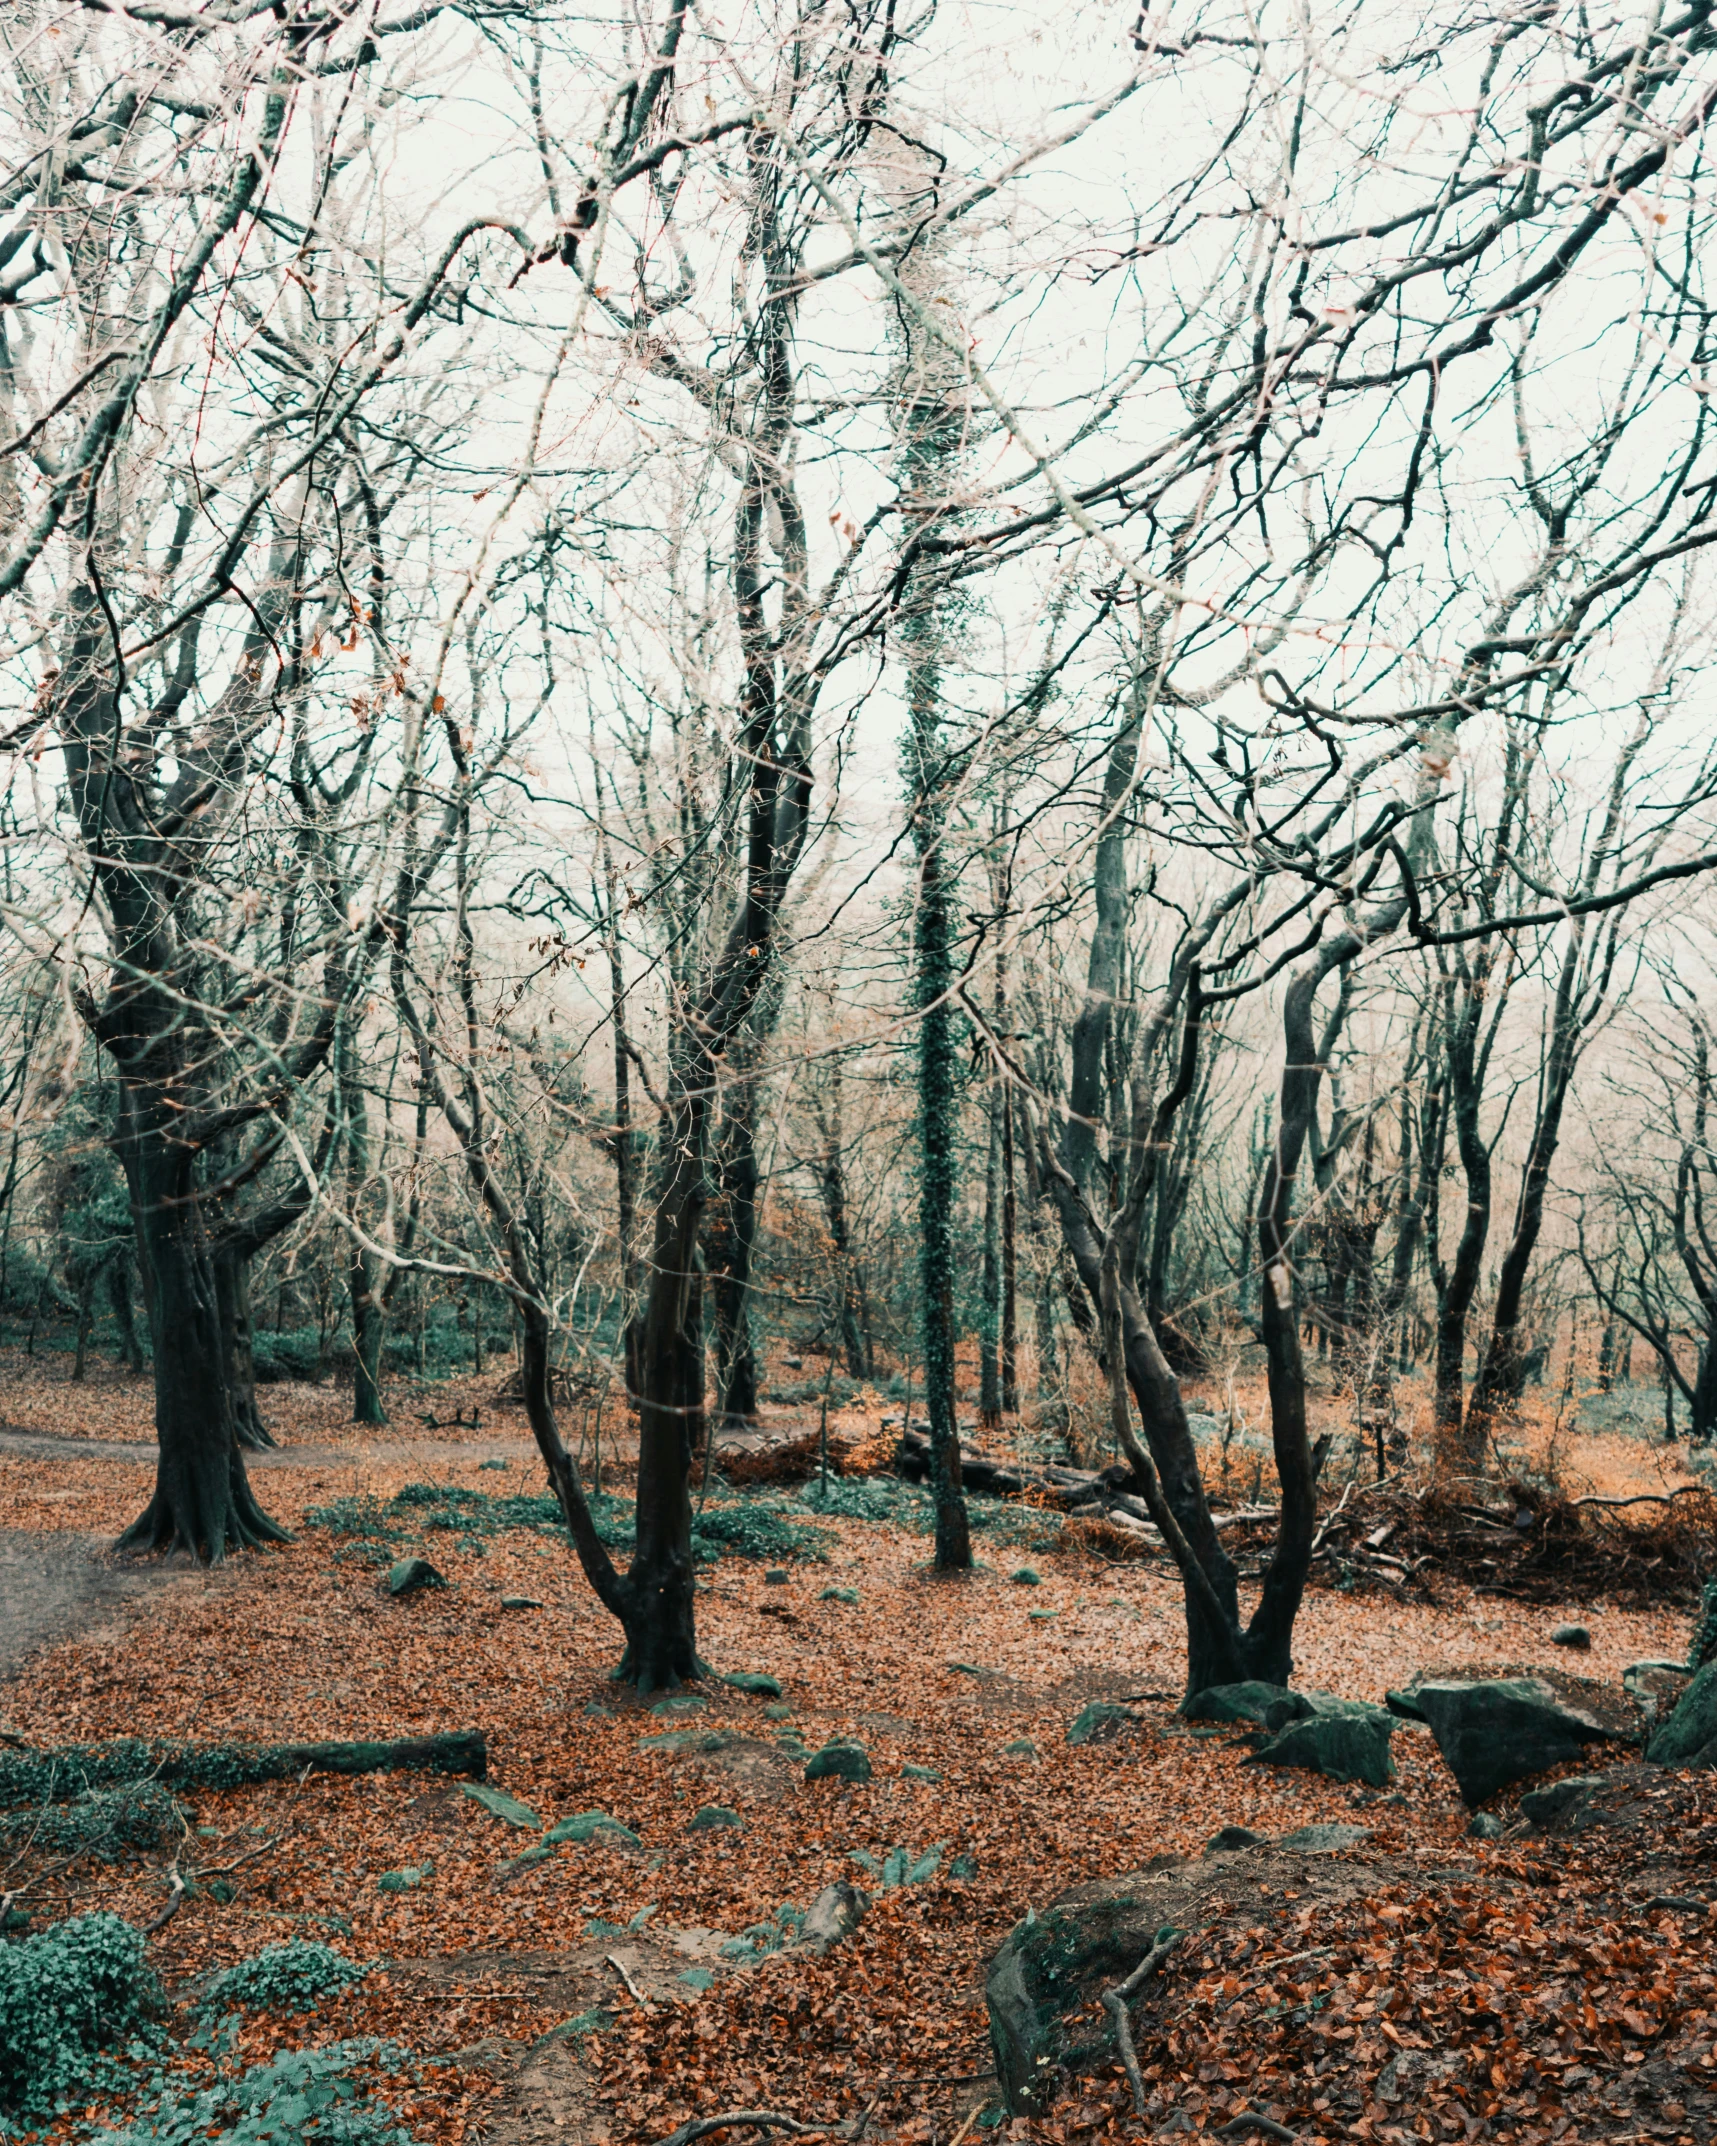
[114, 1095, 287, 1559]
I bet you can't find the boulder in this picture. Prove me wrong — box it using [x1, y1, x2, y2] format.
[1413, 1678, 1627, 1805]
[462, 1783, 543, 1828]
[1466, 1813, 1504, 1841]
[1000, 1739, 1039, 1760]
[1182, 1682, 1295, 1727]
[1518, 1775, 1607, 1830]
[805, 1741, 872, 1783]
[1275, 1824, 1370, 1854]
[1203, 1825, 1268, 1856]
[1246, 1709, 1395, 1787]
[1551, 1623, 1592, 1650]
[986, 1873, 1180, 2114]
[1067, 1702, 1136, 1747]
[387, 1558, 446, 1598]
[799, 1878, 871, 1952]
[543, 1809, 639, 1847]
[688, 1805, 744, 1833]
[1011, 1568, 1042, 1587]
[719, 1671, 784, 1698]
[377, 1863, 429, 1892]
[1646, 1660, 1717, 1768]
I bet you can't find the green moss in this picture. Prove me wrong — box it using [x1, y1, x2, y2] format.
[0, 1912, 159, 2117]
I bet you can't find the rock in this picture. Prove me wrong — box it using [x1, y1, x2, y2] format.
[1000, 1739, 1039, 1760]
[688, 1805, 744, 1832]
[543, 1810, 639, 1847]
[377, 1864, 429, 1892]
[1275, 1824, 1370, 1854]
[763, 1569, 790, 1586]
[902, 1763, 944, 1782]
[1246, 1711, 1396, 1788]
[1203, 1825, 1268, 1856]
[1011, 1567, 1042, 1587]
[387, 1558, 446, 1598]
[1067, 1702, 1137, 1747]
[1413, 1678, 1629, 1805]
[1647, 1660, 1717, 1768]
[1385, 1687, 1428, 1722]
[799, 1879, 871, 1952]
[478, 1458, 508, 1471]
[1466, 1813, 1504, 1841]
[763, 1703, 794, 1720]
[1551, 1623, 1592, 1650]
[986, 1873, 1181, 2114]
[499, 1595, 542, 1610]
[819, 1587, 860, 1605]
[462, 1783, 543, 1829]
[805, 1742, 872, 1783]
[1183, 1682, 1298, 1726]
[637, 1729, 735, 1754]
[651, 1695, 707, 1715]
[1518, 1774, 1607, 1830]
[719, 1671, 784, 1698]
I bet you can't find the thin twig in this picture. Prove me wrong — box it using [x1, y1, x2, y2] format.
[191, 1834, 280, 1879]
[1100, 1928, 1180, 2114]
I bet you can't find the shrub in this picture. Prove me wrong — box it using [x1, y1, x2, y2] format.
[200, 1941, 373, 2018]
[0, 1911, 159, 2116]
[90, 2039, 421, 2146]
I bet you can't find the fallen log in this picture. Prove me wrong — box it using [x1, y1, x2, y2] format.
[0, 1730, 487, 1809]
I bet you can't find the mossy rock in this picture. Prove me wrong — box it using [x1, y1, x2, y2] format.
[386, 1558, 446, 1598]
[462, 1783, 542, 1829]
[543, 1810, 639, 1847]
[805, 1742, 872, 1784]
[719, 1672, 784, 1698]
[1066, 1702, 1135, 1747]
[1647, 1660, 1717, 1769]
[986, 1874, 1179, 2115]
[1414, 1679, 1628, 1806]
[688, 1805, 744, 1832]
[1245, 1710, 1396, 1787]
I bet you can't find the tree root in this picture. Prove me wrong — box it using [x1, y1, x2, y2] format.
[657, 2114, 811, 2146]
[1100, 1927, 1181, 2115]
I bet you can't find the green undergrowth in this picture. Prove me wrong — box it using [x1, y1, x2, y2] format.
[784, 1475, 1064, 1550]
[0, 1912, 160, 2123]
[304, 1483, 832, 1565]
[199, 1943, 373, 2020]
[87, 2038, 424, 2146]
[0, 1783, 181, 1855]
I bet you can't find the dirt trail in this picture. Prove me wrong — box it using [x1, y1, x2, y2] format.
[0, 1528, 195, 1688]
[0, 1425, 538, 1471]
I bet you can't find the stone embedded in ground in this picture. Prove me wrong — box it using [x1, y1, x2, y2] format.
[805, 1741, 872, 1783]
[386, 1558, 446, 1598]
[1182, 1682, 1299, 1727]
[1275, 1823, 1371, 1854]
[799, 1878, 871, 1951]
[1247, 1709, 1396, 1788]
[543, 1810, 640, 1847]
[719, 1671, 784, 1697]
[1551, 1624, 1592, 1650]
[499, 1595, 543, 1610]
[1467, 1812, 1505, 1841]
[638, 1729, 736, 1755]
[1519, 1774, 1607, 1830]
[651, 1695, 707, 1715]
[1067, 1701, 1137, 1747]
[688, 1805, 744, 1832]
[1203, 1825, 1268, 1856]
[819, 1587, 860, 1605]
[763, 1569, 790, 1585]
[763, 1703, 794, 1720]
[462, 1782, 543, 1829]
[1000, 1738, 1039, 1760]
[1412, 1678, 1628, 1805]
[1010, 1567, 1041, 1587]
[986, 1872, 1181, 2115]
[377, 1864, 428, 1891]
[901, 1763, 944, 1782]
[1647, 1660, 1717, 1769]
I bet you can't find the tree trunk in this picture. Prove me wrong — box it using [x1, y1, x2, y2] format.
[108, 1256, 144, 1373]
[709, 1075, 760, 1425]
[979, 1094, 1003, 1427]
[113, 1094, 287, 1559]
[215, 1245, 275, 1450]
[1001, 1078, 1019, 1415]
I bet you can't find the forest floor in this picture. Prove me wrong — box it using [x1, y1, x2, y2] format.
[1, 1344, 1714, 2146]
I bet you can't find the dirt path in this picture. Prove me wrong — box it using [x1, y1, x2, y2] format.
[0, 1425, 539, 1470]
[0, 1528, 197, 1688]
